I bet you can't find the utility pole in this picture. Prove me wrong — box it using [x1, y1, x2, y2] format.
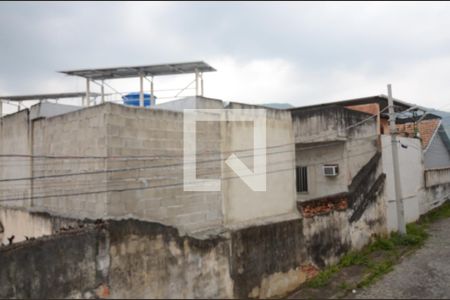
[387, 84, 407, 234]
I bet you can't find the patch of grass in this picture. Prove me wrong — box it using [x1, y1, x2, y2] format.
[390, 223, 428, 247]
[368, 237, 395, 251]
[420, 201, 450, 224]
[339, 251, 368, 267]
[306, 265, 339, 288]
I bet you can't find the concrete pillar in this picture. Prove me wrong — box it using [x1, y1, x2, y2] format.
[101, 80, 105, 104]
[195, 69, 199, 96]
[0, 100, 3, 117]
[200, 72, 204, 96]
[150, 77, 155, 107]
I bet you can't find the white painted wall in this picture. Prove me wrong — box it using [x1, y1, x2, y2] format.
[0, 207, 52, 245]
[381, 135, 424, 232]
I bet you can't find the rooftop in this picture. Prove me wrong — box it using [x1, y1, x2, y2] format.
[290, 95, 422, 113]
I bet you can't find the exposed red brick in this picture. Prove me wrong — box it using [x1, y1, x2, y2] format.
[298, 195, 348, 218]
[301, 264, 320, 279]
[396, 119, 440, 149]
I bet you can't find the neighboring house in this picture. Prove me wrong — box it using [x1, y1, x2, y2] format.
[289, 95, 416, 203]
[289, 96, 429, 232]
[289, 104, 388, 246]
[396, 114, 450, 169]
[290, 105, 380, 203]
[294, 95, 414, 136]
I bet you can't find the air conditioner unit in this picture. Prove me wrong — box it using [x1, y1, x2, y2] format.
[323, 164, 339, 176]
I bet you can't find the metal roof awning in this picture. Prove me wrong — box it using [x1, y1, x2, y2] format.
[0, 92, 100, 101]
[290, 95, 418, 113]
[59, 61, 216, 80]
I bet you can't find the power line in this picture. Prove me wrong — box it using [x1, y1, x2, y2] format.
[0, 147, 388, 204]
[0, 105, 393, 202]
[0, 134, 381, 182]
[0, 144, 391, 203]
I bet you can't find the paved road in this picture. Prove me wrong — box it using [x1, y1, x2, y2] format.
[355, 218, 450, 299]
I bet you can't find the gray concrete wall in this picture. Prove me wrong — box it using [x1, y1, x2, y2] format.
[0, 110, 31, 208]
[31, 104, 108, 219]
[29, 102, 82, 120]
[0, 226, 105, 299]
[0, 199, 388, 299]
[1, 100, 297, 233]
[424, 182, 450, 214]
[422, 167, 450, 214]
[107, 220, 233, 299]
[104, 103, 224, 232]
[222, 102, 297, 226]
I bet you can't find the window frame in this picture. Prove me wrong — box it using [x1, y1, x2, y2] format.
[296, 166, 308, 193]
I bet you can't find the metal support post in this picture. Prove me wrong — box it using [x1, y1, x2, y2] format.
[200, 72, 204, 96]
[139, 73, 144, 107]
[195, 69, 199, 96]
[101, 80, 105, 104]
[150, 76, 155, 107]
[85, 78, 91, 107]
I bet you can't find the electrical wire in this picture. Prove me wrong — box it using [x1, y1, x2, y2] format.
[0, 104, 405, 203]
[0, 144, 390, 204]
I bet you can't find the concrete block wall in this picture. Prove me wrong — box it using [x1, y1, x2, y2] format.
[31, 105, 108, 219]
[0, 99, 298, 233]
[0, 110, 31, 208]
[105, 103, 223, 231]
[222, 102, 297, 225]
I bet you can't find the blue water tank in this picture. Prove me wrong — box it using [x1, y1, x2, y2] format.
[122, 92, 156, 107]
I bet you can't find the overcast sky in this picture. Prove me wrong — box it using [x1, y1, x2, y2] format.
[2, 1, 450, 112]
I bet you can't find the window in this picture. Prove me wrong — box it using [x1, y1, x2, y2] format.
[296, 166, 308, 192]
